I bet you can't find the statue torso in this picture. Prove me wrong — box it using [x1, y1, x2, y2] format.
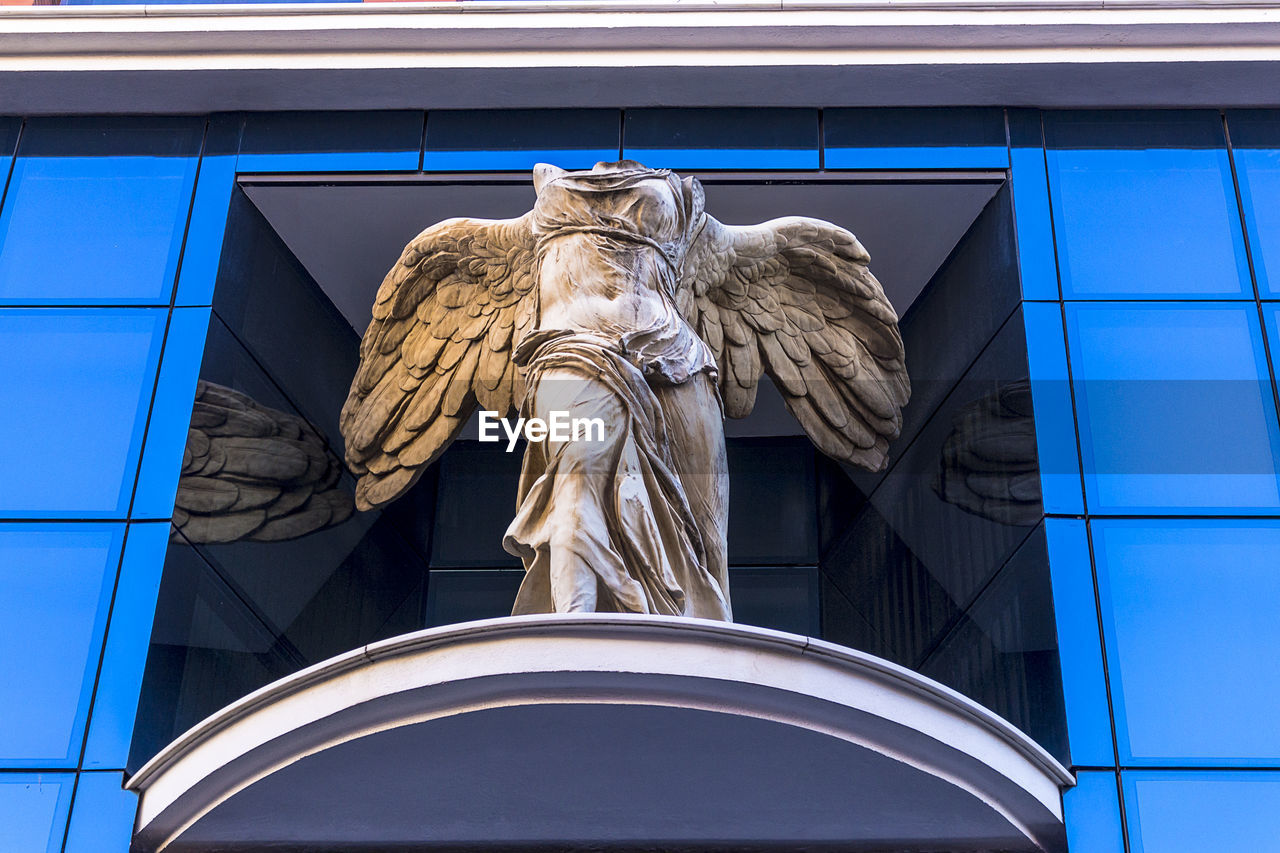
[524, 166, 715, 385]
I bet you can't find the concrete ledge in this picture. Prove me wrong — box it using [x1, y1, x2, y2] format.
[3, 2, 1280, 111]
[128, 614, 1072, 852]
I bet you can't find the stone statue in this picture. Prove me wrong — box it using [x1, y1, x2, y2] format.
[341, 161, 909, 620]
[175, 381, 353, 544]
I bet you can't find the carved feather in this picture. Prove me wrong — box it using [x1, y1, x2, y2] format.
[340, 214, 538, 510]
[681, 214, 910, 472]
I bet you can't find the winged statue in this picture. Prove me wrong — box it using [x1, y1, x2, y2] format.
[341, 161, 909, 620]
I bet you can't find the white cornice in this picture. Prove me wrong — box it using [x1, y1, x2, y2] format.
[1, 0, 1279, 111]
[128, 614, 1071, 853]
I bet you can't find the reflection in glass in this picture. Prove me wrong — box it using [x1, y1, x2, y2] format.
[1067, 302, 1280, 513]
[174, 381, 354, 544]
[934, 380, 1041, 527]
[819, 203, 1063, 759]
[1044, 111, 1251, 299]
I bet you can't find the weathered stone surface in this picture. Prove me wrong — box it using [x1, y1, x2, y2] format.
[341, 161, 910, 620]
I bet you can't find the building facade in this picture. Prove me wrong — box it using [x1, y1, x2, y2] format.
[2, 2, 1280, 852]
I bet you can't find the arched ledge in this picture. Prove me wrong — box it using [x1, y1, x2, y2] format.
[128, 614, 1073, 852]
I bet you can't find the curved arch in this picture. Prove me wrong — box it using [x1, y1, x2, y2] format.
[129, 614, 1072, 852]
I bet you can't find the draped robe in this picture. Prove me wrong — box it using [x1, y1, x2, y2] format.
[502, 166, 732, 620]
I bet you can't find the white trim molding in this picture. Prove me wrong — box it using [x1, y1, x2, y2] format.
[128, 614, 1072, 852]
[0, 0, 1279, 111]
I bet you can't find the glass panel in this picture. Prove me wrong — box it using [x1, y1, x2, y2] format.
[918, 525, 1067, 762]
[132, 307, 212, 519]
[131, 194, 437, 768]
[1007, 109, 1061, 301]
[1044, 111, 1251, 299]
[0, 117, 201, 305]
[727, 438, 817, 565]
[0, 524, 122, 766]
[0, 308, 166, 517]
[1230, 110, 1280, 297]
[1094, 520, 1280, 764]
[1044, 518, 1114, 768]
[63, 771, 135, 853]
[83, 523, 170, 770]
[728, 566, 819, 636]
[824, 108, 1007, 169]
[821, 312, 1061, 758]
[853, 183, 1022, 495]
[424, 109, 619, 171]
[425, 569, 523, 627]
[431, 441, 524, 568]
[1066, 303, 1280, 514]
[1065, 771, 1125, 853]
[0, 773, 74, 853]
[212, 191, 361, 450]
[174, 115, 241, 308]
[1023, 303, 1084, 515]
[237, 111, 423, 173]
[1124, 772, 1280, 853]
[623, 108, 819, 169]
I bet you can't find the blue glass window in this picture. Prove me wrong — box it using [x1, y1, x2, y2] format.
[62, 772, 136, 853]
[237, 111, 423, 173]
[0, 524, 122, 765]
[174, 115, 241, 308]
[1094, 520, 1280, 764]
[0, 117, 201, 305]
[0, 309, 166, 517]
[623, 109, 819, 170]
[131, 307, 212, 519]
[424, 110, 619, 171]
[1229, 110, 1280, 297]
[1065, 771, 1125, 853]
[824, 108, 1007, 170]
[1066, 303, 1280, 513]
[1007, 110, 1060, 301]
[1124, 771, 1280, 852]
[1044, 519, 1113, 767]
[1044, 111, 1251, 299]
[83, 523, 171, 770]
[1023, 303, 1084, 515]
[0, 773, 74, 853]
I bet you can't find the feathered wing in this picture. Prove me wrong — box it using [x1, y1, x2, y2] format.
[680, 215, 910, 472]
[340, 213, 538, 510]
[175, 381, 355, 544]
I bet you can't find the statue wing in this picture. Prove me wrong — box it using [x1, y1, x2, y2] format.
[680, 215, 910, 472]
[341, 213, 538, 510]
